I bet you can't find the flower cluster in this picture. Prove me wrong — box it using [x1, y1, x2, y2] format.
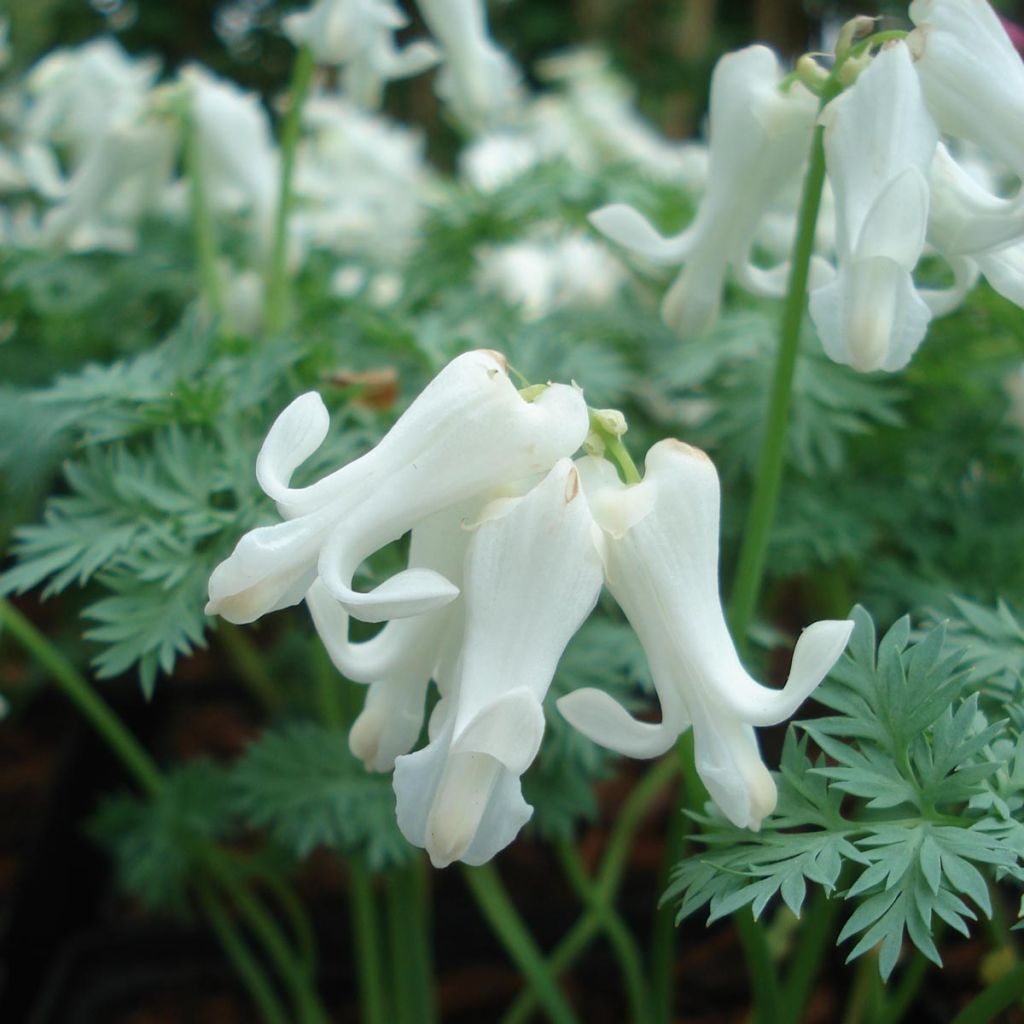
[591, 0, 1024, 372]
[207, 351, 853, 866]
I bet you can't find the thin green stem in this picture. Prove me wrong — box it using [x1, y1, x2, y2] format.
[256, 870, 319, 978]
[0, 599, 163, 796]
[876, 950, 930, 1024]
[842, 951, 884, 1024]
[596, 756, 679, 902]
[204, 848, 327, 1024]
[198, 881, 289, 1024]
[502, 916, 602, 1024]
[311, 641, 346, 730]
[556, 842, 651, 1024]
[265, 45, 316, 334]
[951, 962, 1024, 1024]
[734, 910, 782, 1024]
[779, 891, 842, 1022]
[349, 860, 390, 1024]
[726, 121, 829, 649]
[649, 733, 693, 1023]
[463, 862, 578, 1024]
[386, 862, 436, 1024]
[502, 756, 678, 1024]
[587, 408, 641, 484]
[218, 624, 284, 713]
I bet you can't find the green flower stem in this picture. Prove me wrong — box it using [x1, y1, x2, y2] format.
[0, 599, 163, 797]
[311, 641, 347, 730]
[649, 732, 693, 1023]
[203, 848, 328, 1024]
[779, 891, 842, 1022]
[462, 862, 579, 1024]
[0, 602, 315, 1020]
[349, 860, 390, 1024]
[726, 118, 829, 649]
[218, 624, 284, 713]
[501, 755, 679, 1024]
[555, 842, 652, 1024]
[501, 916, 602, 1024]
[265, 45, 316, 334]
[842, 951, 885, 1024]
[254, 869, 319, 978]
[950, 962, 1024, 1024]
[198, 880, 289, 1024]
[586, 408, 642, 485]
[183, 107, 227, 325]
[596, 756, 679, 902]
[676, 742, 782, 1024]
[386, 861, 437, 1024]
[876, 950, 931, 1024]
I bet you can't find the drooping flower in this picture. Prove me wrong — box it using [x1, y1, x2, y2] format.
[305, 500, 476, 772]
[23, 37, 159, 165]
[206, 350, 588, 626]
[415, 0, 522, 131]
[177, 65, 280, 249]
[908, 0, 1024, 181]
[290, 93, 431, 262]
[808, 42, 938, 373]
[393, 458, 603, 866]
[282, 0, 439, 109]
[39, 118, 176, 252]
[589, 45, 824, 338]
[558, 441, 853, 830]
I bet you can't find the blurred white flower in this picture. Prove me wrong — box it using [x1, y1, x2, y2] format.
[178, 65, 279, 249]
[416, 0, 522, 131]
[291, 94, 430, 261]
[459, 131, 542, 193]
[476, 231, 625, 319]
[206, 350, 588, 625]
[558, 441, 853, 830]
[536, 48, 709, 186]
[909, 0, 1024, 182]
[393, 459, 602, 867]
[590, 46, 824, 338]
[306, 500, 476, 772]
[283, 0, 438, 109]
[23, 37, 159, 164]
[809, 42, 938, 373]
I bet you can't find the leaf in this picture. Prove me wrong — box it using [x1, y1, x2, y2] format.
[89, 760, 234, 913]
[233, 722, 412, 870]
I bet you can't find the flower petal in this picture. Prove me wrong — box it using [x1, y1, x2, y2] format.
[588, 204, 691, 264]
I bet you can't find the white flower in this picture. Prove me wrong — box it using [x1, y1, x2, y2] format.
[558, 441, 853, 830]
[535, 48, 710, 186]
[306, 500, 475, 772]
[23, 38, 159, 164]
[459, 132, 542, 192]
[590, 45, 823, 338]
[283, 0, 438, 109]
[178, 65, 279, 247]
[809, 42, 938, 373]
[206, 350, 588, 626]
[393, 459, 603, 867]
[415, 0, 522, 131]
[926, 144, 1024, 311]
[291, 94, 430, 261]
[39, 118, 175, 252]
[909, 0, 1024, 181]
[475, 231, 625, 319]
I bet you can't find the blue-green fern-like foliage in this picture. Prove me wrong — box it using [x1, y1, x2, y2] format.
[664, 607, 1024, 980]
